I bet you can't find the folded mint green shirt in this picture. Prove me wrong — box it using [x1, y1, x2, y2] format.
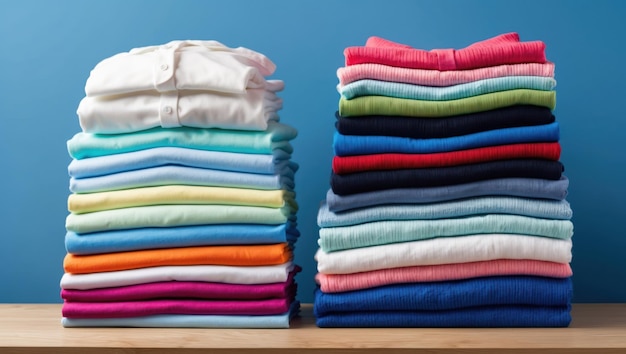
[67, 121, 297, 159]
[318, 214, 573, 252]
[66, 204, 295, 234]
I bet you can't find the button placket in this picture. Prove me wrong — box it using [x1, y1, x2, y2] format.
[153, 45, 176, 92]
[159, 91, 181, 128]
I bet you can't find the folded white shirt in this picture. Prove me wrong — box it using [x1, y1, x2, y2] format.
[60, 262, 296, 290]
[77, 84, 283, 133]
[85, 40, 277, 97]
[316, 234, 572, 275]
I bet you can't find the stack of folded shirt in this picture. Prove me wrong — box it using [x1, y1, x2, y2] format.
[314, 33, 573, 327]
[61, 40, 301, 328]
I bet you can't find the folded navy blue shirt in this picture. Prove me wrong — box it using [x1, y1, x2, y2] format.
[335, 105, 556, 139]
[330, 159, 564, 195]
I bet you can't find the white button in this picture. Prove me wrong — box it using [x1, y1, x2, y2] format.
[160, 63, 169, 71]
[163, 106, 173, 114]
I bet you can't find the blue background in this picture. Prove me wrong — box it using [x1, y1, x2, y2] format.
[1, 0, 624, 304]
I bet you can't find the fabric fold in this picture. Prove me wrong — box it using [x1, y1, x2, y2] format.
[85, 40, 277, 97]
[314, 276, 572, 316]
[333, 122, 560, 156]
[67, 121, 297, 159]
[60, 262, 297, 290]
[331, 159, 564, 196]
[66, 204, 294, 234]
[319, 214, 573, 252]
[318, 197, 572, 228]
[333, 142, 560, 174]
[65, 223, 299, 255]
[340, 76, 555, 100]
[64, 243, 292, 274]
[337, 62, 555, 87]
[68, 147, 292, 178]
[326, 176, 570, 212]
[77, 88, 282, 134]
[62, 268, 299, 302]
[69, 164, 296, 193]
[316, 234, 572, 274]
[316, 260, 573, 293]
[62, 301, 300, 328]
[68, 185, 296, 214]
[62, 297, 293, 318]
[315, 305, 571, 328]
[335, 105, 556, 139]
[339, 89, 556, 117]
[344, 33, 547, 70]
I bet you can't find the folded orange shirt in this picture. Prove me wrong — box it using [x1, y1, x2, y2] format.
[64, 243, 292, 274]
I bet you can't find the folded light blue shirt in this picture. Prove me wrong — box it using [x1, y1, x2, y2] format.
[68, 147, 292, 178]
[66, 222, 300, 255]
[318, 196, 572, 228]
[70, 164, 296, 193]
[326, 176, 570, 212]
[340, 76, 556, 100]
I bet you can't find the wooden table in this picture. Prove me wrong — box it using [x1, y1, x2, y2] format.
[1, 304, 625, 353]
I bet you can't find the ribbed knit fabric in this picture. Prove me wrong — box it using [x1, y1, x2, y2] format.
[314, 276, 572, 316]
[64, 243, 292, 274]
[344, 33, 547, 70]
[66, 204, 294, 234]
[67, 121, 297, 159]
[69, 164, 296, 193]
[340, 76, 555, 100]
[333, 123, 560, 156]
[62, 301, 300, 328]
[61, 262, 297, 290]
[316, 260, 572, 293]
[331, 159, 564, 196]
[318, 197, 572, 227]
[339, 89, 556, 117]
[326, 176, 569, 212]
[315, 305, 571, 328]
[316, 234, 572, 274]
[62, 297, 294, 318]
[319, 214, 573, 252]
[68, 185, 296, 214]
[337, 62, 555, 87]
[333, 142, 560, 174]
[65, 223, 299, 255]
[335, 105, 555, 139]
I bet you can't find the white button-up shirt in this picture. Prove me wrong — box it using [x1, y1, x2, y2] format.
[85, 40, 276, 97]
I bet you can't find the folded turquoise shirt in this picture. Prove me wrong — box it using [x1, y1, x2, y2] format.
[67, 121, 297, 159]
[317, 197, 572, 228]
[68, 147, 292, 178]
[69, 165, 296, 193]
[66, 222, 299, 255]
[340, 76, 556, 100]
[65, 204, 296, 234]
[334, 122, 559, 156]
[318, 214, 573, 252]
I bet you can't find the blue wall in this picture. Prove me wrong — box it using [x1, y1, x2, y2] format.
[1, 0, 624, 303]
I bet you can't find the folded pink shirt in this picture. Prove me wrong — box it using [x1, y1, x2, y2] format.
[344, 33, 547, 70]
[316, 259, 572, 293]
[337, 62, 555, 87]
[61, 267, 299, 302]
[62, 297, 293, 318]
